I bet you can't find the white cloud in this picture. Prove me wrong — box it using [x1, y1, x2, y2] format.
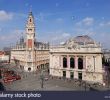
[0, 31, 21, 41]
[0, 29, 24, 49]
[52, 32, 71, 41]
[62, 33, 70, 37]
[76, 17, 94, 26]
[38, 31, 71, 45]
[83, 17, 94, 25]
[73, 27, 95, 36]
[56, 18, 63, 22]
[37, 12, 45, 22]
[86, 2, 89, 7]
[13, 29, 25, 34]
[94, 32, 110, 49]
[99, 23, 105, 27]
[55, 3, 59, 7]
[0, 28, 2, 32]
[0, 10, 13, 21]
[25, 3, 29, 7]
[99, 21, 110, 27]
[101, 17, 105, 20]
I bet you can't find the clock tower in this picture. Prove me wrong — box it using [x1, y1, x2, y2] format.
[25, 11, 36, 72]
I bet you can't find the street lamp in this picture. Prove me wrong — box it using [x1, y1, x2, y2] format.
[107, 70, 110, 88]
[40, 69, 44, 89]
[84, 81, 87, 91]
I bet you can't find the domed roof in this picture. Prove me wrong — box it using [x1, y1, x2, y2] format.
[74, 35, 94, 44]
[65, 35, 95, 45]
[70, 35, 95, 45]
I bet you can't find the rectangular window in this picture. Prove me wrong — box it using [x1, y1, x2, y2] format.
[70, 72, 74, 79]
[63, 71, 66, 78]
[78, 72, 82, 80]
[28, 29, 32, 31]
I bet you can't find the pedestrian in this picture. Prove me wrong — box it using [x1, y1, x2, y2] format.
[26, 73, 27, 77]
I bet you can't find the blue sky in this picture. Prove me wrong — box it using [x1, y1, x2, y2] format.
[0, 0, 110, 49]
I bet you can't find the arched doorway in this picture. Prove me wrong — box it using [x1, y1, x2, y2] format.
[63, 57, 67, 68]
[78, 58, 83, 69]
[70, 57, 75, 68]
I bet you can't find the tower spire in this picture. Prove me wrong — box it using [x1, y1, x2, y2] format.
[25, 11, 36, 72]
[29, 5, 32, 15]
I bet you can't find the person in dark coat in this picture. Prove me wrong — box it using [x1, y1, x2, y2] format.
[0, 82, 5, 91]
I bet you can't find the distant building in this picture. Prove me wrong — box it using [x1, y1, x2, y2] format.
[102, 49, 110, 86]
[50, 35, 104, 84]
[0, 51, 9, 63]
[102, 49, 110, 66]
[11, 11, 49, 72]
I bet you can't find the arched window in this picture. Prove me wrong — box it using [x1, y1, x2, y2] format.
[70, 57, 75, 68]
[63, 57, 67, 68]
[30, 19, 32, 22]
[78, 58, 83, 69]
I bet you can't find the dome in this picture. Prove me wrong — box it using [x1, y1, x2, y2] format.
[74, 35, 94, 44]
[64, 35, 96, 46]
[68, 35, 95, 45]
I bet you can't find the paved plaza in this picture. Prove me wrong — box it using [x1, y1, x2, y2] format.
[1, 63, 108, 91]
[4, 71, 85, 91]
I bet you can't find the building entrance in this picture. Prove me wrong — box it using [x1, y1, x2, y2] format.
[63, 71, 66, 78]
[78, 72, 82, 80]
[70, 72, 74, 79]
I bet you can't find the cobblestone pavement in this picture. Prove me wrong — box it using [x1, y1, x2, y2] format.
[4, 72, 86, 91]
[2, 63, 108, 91]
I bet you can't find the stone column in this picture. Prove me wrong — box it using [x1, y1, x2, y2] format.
[60, 56, 62, 68]
[93, 56, 95, 72]
[75, 56, 78, 69]
[67, 55, 70, 68]
[59, 56, 61, 68]
[83, 56, 86, 69]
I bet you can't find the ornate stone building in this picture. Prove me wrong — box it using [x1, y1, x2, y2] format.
[11, 11, 49, 72]
[102, 49, 110, 65]
[0, 51, 9, 63]
[50, 35, 104, 84]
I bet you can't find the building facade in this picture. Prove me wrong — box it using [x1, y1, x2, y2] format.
[0, 51, 9, 63]
[11, 11, 49, 72]
[102, 49, 110, 66]
[50, 35, 104, 84]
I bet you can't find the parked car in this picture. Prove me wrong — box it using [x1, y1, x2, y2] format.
[3, 70, 21, 83]
[3, 74, 21, 83]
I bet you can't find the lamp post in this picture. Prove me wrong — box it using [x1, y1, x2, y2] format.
[93, 56, 95, 72]
[40, 69, 44, 89]
[84, 81, 87, 91]
[107, 70, 110, 89]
